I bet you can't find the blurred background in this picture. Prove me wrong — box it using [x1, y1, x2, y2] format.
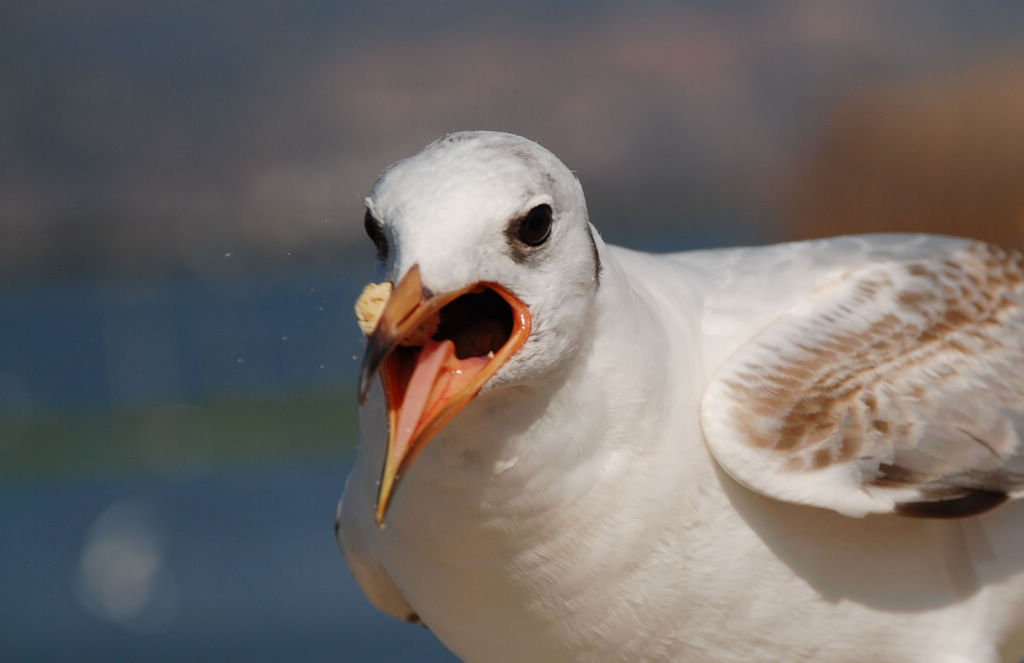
[2, 1, 1023, 661]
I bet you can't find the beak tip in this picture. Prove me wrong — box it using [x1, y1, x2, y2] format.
[374, 497, 390, 528]
[358, 327, 391, 404]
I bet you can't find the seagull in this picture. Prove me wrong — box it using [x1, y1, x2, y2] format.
[336, 131, 1024, 662]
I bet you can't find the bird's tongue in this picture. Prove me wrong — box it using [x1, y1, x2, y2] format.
[391, 339, 489, 463]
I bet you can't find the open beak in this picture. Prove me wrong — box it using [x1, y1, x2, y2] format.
[359, 264, 531, 526]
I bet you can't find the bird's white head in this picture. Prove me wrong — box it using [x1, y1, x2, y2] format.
[358, 131, 602, 524]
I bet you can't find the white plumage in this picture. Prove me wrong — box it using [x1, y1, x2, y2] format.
[337, 131, 1024, 662]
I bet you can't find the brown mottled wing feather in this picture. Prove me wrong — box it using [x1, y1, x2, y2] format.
[701, 242, 1024, 518]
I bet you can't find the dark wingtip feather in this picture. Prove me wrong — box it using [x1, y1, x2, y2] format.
[896, 489, 1008, 519]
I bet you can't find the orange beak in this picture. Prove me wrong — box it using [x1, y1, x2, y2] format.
[359, 265, 531, 526]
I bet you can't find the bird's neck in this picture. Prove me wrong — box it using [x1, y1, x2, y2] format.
[374, 248, 726, 655]
[385, 247, 710, 560]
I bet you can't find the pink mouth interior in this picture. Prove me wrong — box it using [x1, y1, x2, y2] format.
[386, 286, 514, 463]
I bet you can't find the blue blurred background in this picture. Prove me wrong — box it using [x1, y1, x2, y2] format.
[2, 2, 1023, 661]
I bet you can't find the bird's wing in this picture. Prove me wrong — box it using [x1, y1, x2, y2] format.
[336, 388, 419, 624]
[701, 240, 1024, 518]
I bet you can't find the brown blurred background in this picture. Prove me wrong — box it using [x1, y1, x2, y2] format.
[786, 60, 1024, 249]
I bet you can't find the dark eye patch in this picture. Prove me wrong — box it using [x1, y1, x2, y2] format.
[505, 203, 554, 263]
[364, 210, 388, 262]
[515, 204, 553, 247]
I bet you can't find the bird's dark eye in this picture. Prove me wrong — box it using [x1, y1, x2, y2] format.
[364, 210, 388, 262]
[515, 204, 553, 247]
